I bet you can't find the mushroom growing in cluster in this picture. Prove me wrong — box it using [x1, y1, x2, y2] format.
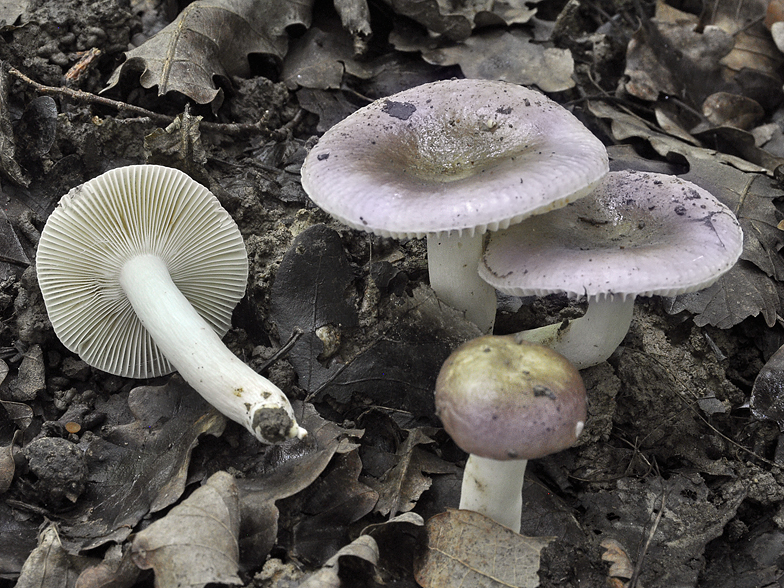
[435, 335, 586, 532]
[36, 165, 306, 444]
[300, 78, 608, 333]
[480, 170, 744, 368]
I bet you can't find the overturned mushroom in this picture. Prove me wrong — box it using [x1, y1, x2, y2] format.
[480, 170, 744, 368]
[36, 165, 306, 444]
[301, 78, 608, 333]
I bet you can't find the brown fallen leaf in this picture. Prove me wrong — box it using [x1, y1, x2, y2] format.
[75, 544, 141, 588]
[600, 538, 634, 584]
[237, 401, 364, 570]
[383, 0, 540, 41]
[422, 28, 574, 92]
[624, 2, 732, 104]
[56, 376, 227, 552]
[414, 509, 553, 588]
[16, 524, 95, 588]
[105, 0, 312, 107]
[292, 450, 379, 565]
[296, 534, 380, 588]
[132, 471, 242, 588]
[750, 342, 784, 429]
[368, 427, 459, 518]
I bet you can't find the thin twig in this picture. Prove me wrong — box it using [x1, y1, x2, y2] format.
[6, 63, 173, 126]
[5, 63, 299, 137]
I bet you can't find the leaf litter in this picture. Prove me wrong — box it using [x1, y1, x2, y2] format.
[2, 0, 784, 587]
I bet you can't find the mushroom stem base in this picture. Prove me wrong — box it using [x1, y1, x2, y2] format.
[120, 254, 306, 443]
[515, 295, 635, 369]
[459, 454, 527, 533]
[427, 232, 496, 333]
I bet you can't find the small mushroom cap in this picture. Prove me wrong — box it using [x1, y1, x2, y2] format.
[301, 79, 609, 239]
[435, 335, 587, 461]
[36, 165, 248, 379]
[479, 170, 744, 300]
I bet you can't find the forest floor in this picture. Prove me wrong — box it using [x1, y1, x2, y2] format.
[1, 0, 784, 587]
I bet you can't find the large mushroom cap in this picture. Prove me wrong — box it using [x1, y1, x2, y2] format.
[301, 79, 609, 239]
[435, 335, 587, 461]
[479, 170, 744, 300]
[36, 165, 248, 379]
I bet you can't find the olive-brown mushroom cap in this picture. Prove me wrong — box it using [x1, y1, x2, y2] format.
[435, 335, 587, 461]
[301, 79, 609, 239]
[479, 170, 744, 300]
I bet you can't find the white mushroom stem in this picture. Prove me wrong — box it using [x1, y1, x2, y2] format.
[427, 232, 497, 333]
[460, 454, 527, 533]
[120, 254, 307, 444]
[515, 294, 635, 369]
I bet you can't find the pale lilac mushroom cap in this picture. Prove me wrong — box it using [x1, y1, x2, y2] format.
[300, 78, 608, 238]
[479, 170, 744, 368]
[300, 78, 609, 333]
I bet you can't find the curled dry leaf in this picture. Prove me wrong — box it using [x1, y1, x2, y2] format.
[296, 534, 379, 588]
[600, 538, 634, 583]
[132, 471, 242, 588]
[105, 0, 312, 106]
[414, 509, 554, 588]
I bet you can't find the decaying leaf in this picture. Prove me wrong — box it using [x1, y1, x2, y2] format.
[666, 260, 780, 328]
[582, 474, 748, 587]
[414, 509, 554, 588]
[272, 224, 480, 417]
[703, 0, 783, 81]
[75, 544, 141, 588]
[422, 28, 574, 92]
[382, 0, 540, 41]
[237, 401, 364, 569]
[588, 99, 768, 174]
[59, 377, 226, 551]
[362, 512, 426, 581]
[293, 450, 379, 564]
[269, 223, 359, 393]
[368, 427, 459, 518]
[105, 0, 312, 106]
[750, 342, 784, 429]
[296, 534, 380, 588]
[282, 21, 375, 90]
[600, 538, 634, 584]
[624, 2, 733, 104]
[132, 471, 242, 588]
[16, 524, 94, 588]
[0, 208, 28, 267]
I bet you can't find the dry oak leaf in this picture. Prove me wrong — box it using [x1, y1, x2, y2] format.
[131, 471, 242, 588]
[105, 0, 312, 106]
[423, 29, 574, 92]
[415, 509, 553, 588]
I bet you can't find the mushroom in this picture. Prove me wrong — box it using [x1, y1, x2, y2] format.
[435, 335, 586, 532]
[479, 170, 744, 369]
[300, 78, 608, 333]
[36, 165, 306, 444]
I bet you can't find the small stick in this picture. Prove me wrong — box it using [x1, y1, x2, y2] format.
[5, 63, 301, 137]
